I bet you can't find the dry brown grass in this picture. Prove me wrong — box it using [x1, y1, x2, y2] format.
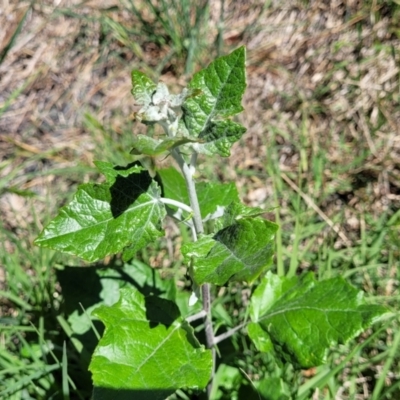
[2, 1, 399, 217]
[0, 2, 398, 247]
[232, 1, 400, 211]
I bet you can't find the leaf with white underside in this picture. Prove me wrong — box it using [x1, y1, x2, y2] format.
[90, 287, 212, 400]
[34, 162, 166, 262]
[131, 70, 157, 106]
[248, 272, 389, 369]
[182, 46, 246, 156]
[181, 206, 278, 285]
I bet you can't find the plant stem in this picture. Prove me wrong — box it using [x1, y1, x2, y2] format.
[171, 149, 204, 234]
[185, 310, 207, 323]
[202, 282, 215, 353]
[171, 148, 216, 396]
[213, 322, 246, 345]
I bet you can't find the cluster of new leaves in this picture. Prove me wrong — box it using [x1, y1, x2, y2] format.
[34, 47, 388, 399]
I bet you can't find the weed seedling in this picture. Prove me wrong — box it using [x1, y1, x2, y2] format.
[35, 47, 388, 399]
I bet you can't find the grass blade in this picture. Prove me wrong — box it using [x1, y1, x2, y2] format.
[0, 4, 30, 64]
[371, 320, 400, 400]
[62, 341, 70, 400]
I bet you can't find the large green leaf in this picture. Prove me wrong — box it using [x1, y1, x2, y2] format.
[58, 260, 176, 337]
[35, 162, 166, 262]
[182, 46, 246, 156]
[55, 260, 177, 377]
[90, 287, 212, 400]
[249, 272, 389, 369]
[182, 216, 278, 285]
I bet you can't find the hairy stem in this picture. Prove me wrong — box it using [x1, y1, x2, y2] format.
[171, 149, 204, 234]
[213, 322, 246, 345]
[171, 148, 215, 396]
[185, 310, 207, 323]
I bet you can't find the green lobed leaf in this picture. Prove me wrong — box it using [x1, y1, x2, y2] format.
[183, 46, 246, 133]
[210, 364, 242, 399]
[130, 135, 200, 156]
[131, 70, 157, 106]
[195, 120, 247, 157]
[247, 323, 273, 353]
[34, 162, 166, 262]
[90, 287, 212, 399]
[94, 160, 144, 181]
[197, 181, 239, 220]
[58, 260, 176, 337]
[182, 216, 278, 285]
[214, 201, 266, 231]
[157, 167, 239, 219]
[182, 46, 246, 156]
[157, 167, 189, 205]
[255, 377, 291, 400]
[55, 260, 177, 376]
[249, 272, 389, 369]
[225, 201, 266, 218]
[130, 135, 161, 156]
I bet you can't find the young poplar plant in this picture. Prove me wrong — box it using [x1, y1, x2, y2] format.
[35, 47, 388, 399]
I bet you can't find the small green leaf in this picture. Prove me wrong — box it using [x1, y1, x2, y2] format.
[210, 364, 242, 399]
[247, 323, 273, 353]
[255, 377, 291, 400]
[158, 167, 239, 219]
[130, 135, 161, 156]
[194, 120, 247, 157]
[131, 70, 157, 106]
[249, 272, 389, 369]
[182, 217, 278, 285]
[197, 181, 239, 220]
[182, 46, 246, 156]
[183, 46, 246, 134]
[214, 201, 266, 231]
[157, 167, 189, 205]
[35, 163, 166, 262]
[130, 135, 200, 156]
[94, 160, 144, 181]
[90, 287, 212, 398]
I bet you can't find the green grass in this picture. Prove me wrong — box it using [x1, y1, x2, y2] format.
[2, 127, 399, 399]
[0, 225, 60, 398]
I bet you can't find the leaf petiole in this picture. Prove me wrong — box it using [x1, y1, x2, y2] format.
[159, 197, 193, 214]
